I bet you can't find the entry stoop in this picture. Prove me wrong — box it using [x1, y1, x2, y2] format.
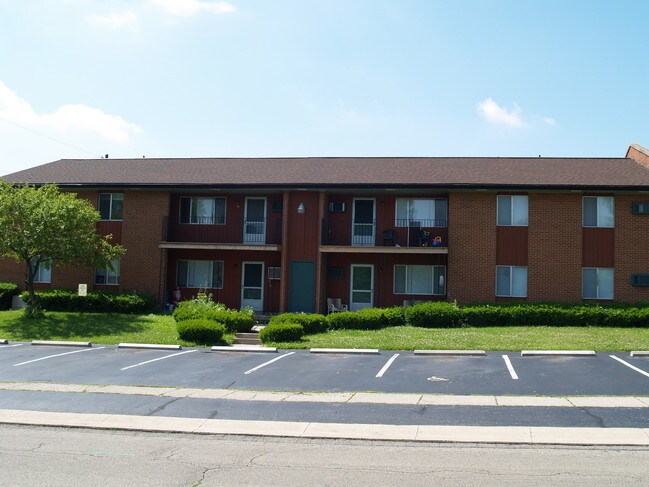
[233, 332, 261, 345]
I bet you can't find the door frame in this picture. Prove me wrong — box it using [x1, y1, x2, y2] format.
[241, 261, 265, 311]
[351, 197, 376, 247]
[243, 197, 267, 244]
[350, 263, 374, 311]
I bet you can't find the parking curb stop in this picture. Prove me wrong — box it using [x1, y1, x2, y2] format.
[31, 340, 92, 347]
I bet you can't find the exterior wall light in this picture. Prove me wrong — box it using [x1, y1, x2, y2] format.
[297, 202, 305, 214]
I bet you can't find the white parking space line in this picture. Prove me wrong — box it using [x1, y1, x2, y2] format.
[121, 350, 197, 371]
[502, 354, 519, 380]
[244, 352, 295, 375]
[376, 354, 399, 378]
[610, 355, 649, 379]
[13, 347, 105, 367]
[1, 344, 24, 349]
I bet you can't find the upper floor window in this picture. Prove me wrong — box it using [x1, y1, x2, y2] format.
[394, 265, 446, 295]
[497, 195, 528, 226]
[180, 197, 226, 225]
[496, 265, 527, 297]
[583, 196, 614, 228]
[95, 258, 120, 285]
[30, 257, 51, 283]
[582, 267, 613, 300]
[177, 260, 224, 289]
[99, 193, 123, 221]
[395, 199, 447, 227]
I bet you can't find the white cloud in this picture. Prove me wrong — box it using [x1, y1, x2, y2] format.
[149, 0, 235, 16]
[476, 97, 526, 128]
[86, 11, 140, 31]
[0, 81, 142, 143]
[543, 116, 557, 126]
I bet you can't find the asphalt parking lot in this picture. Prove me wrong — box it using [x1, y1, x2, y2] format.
[1, 343, 648, 396]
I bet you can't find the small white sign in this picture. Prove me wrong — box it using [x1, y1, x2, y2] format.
[78, 284, 87, 297]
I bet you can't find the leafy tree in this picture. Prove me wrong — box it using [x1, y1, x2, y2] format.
[0, 181, 125, 317]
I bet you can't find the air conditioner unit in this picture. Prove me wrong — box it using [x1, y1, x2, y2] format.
[268, 267, 282, 280]
[632, 202, 649, 215]
[631, 274, 649, 286]
[328, 202, 346, 213]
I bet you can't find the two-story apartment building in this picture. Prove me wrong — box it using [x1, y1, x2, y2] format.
[2, 143, 649, 313]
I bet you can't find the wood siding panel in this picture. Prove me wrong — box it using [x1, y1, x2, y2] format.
[582, 228, 614, 268]
[496, 226, 528, 265]
[97, 221, 122, 244]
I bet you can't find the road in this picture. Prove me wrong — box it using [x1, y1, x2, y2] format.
[2, 424, 648, 486]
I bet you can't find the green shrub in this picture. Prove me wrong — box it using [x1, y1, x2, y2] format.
[327, 308, 386, 330]
[210, 310, 255, 333]
[406, 302, 463, 328]
[176, 319, 225, 344]
[259, 323, 304, 343]
[382, 306, 406, 327]
[0, 283, 18, 310]
[20, 289, 156, 313]
[269, 313, 327, 334]
[172, 294, 226, 322]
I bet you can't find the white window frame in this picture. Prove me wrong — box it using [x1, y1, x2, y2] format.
[495, 265, 527, 297]
[582, 267, 614, 300]
[582, 196, 614, 228]
[497, 195, 528, 226]
[176, 260, 224, 289]
[179, 197, 226, 225]
[30, 257, 51, 284]
[98, 193, 123, 221]
[95, 258, 120, 286]
[395, 199, 447, 228]
[393, 265, 446, 295]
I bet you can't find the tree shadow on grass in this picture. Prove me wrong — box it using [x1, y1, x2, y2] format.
[1, 312, 149, 340]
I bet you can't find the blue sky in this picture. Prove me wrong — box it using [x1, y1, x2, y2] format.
[1, 0, 648, 175]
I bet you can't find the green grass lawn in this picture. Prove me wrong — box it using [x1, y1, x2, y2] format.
[268, 326, 649, 351]
[0, 310, 233, 347]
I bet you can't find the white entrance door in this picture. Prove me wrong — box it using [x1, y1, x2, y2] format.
[243, 197, 267, 244]
[241, 262, 264, 311]
[351, 198, 376, 246]
[350, 264, 374, 311]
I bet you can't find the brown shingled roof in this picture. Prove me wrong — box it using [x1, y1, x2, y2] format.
[3, 156, 649, 189]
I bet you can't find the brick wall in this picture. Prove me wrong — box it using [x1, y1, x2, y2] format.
[615, 194, 649, 302]
[121, 191, 169, 301]
[447, 192, 496, 303]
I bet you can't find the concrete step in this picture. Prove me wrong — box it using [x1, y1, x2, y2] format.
[236, 333, 259, 339]
[233, 337, 262, 345]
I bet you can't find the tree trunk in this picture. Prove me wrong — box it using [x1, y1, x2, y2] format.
[24, 259, 38, 318]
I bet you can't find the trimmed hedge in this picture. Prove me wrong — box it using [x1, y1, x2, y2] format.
[259, 323, 304, 343]
[0, 283, 18, 310]
[20, 289, 156, 314]
[269, 313, 327, 334]
[406, 302, 463, 328]
[327, 307, 396, 330]
[172, 299, 226, 322]
[173, 304, 255, 333]
[176, 319, 225, 344]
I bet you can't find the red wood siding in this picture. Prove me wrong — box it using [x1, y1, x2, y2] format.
[97, 221, 122, 244]
[582, 227, 614, 268]
[496, 226, 528, 265]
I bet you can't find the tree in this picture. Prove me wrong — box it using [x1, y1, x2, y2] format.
[0, 181, 125, 317]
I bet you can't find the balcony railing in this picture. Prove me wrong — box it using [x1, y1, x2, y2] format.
[163, 216, 282, 245]
[321, 218, 448, 248]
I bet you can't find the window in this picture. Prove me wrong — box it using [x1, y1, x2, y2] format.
[95, 258, 120, 285]
[582, 268, 614, 299]
[180, 197, 226, 225]
[496, 266, 527, 297]
[583, 196, 614, 227]
[394, 265, 446, 295]
[177, 260, 224, 289]
[30, 257, 51, 284]
[497, 195, 528, 226]
[395, 199, 447, 227]
[98, 193, 123, 221]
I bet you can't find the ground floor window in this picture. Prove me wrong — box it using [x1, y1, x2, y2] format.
[30, 257, 51, 283]
[177, 260, 224, 289]
[394, 265, 445, 295]
[95, 258, 120, 285]
[582, 267, 613, 299]
[496, 266, 527, 297]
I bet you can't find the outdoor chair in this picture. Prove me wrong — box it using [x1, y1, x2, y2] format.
[327, 298, 348, 314]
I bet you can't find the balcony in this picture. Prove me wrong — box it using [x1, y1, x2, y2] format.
[321, 218, 448, 254]
[160, 216, 282, 250]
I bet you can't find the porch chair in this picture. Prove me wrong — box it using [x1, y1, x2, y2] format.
[382, 229, 397, 246]
[327, 298, 348, 314]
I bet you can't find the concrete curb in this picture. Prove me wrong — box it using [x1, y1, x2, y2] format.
[1, 409, 648, 446]
[211, 346, 277, 353]
[31, 340, 92, 347]
[521, 350, 596, 357]
[630, 351, 649, 357]
[310, 348, 380, 355]
[117, 343, 181, 350]
[414, 350, 486, 356]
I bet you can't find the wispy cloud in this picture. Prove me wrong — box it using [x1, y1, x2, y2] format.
[86, 11, 140, 31]
[149, 0, 235, 16]
[542, 116, 557, 126]
[476, 98, 525, 128]
[0, 81, 141, 143]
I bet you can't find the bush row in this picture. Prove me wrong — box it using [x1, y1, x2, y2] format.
[0, 283, 18, 310]
[176, 319, 226, 344]
[173, 299, 255, 333]
[259, 322, 304, 343]
[21, 289, 157, 314]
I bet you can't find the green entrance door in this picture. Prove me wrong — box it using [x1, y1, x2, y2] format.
[289, 261, 316, 313]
